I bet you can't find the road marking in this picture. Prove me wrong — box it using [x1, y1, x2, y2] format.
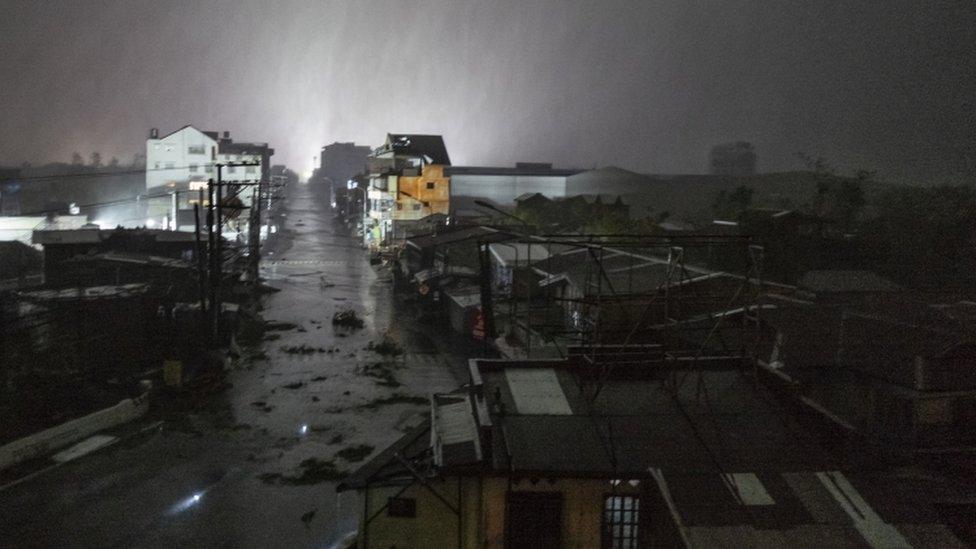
[264, 260, 351, 266]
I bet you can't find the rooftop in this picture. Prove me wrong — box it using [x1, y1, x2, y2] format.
[799, 270, 903, 293]
[33, 228, 198, 245]
[446, 165, 582, 177]
[384, 134, 451, 165]
[341, 355, 973, 547]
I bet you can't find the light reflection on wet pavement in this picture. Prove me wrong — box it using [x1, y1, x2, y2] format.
[0, 182, 467, 548]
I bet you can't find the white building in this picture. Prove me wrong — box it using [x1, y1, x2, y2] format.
[145, 125, 271, 193]
[145, 126, 272, 231]
[446, 164, 582, 212]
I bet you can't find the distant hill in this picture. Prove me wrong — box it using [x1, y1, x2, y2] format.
[566, 167, 895, 221]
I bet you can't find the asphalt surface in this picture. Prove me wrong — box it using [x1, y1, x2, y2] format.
[0, 181, 470, 548]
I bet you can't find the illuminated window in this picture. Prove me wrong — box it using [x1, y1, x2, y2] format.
[426, 181, 435, 190]
[603, 495, 639, 549]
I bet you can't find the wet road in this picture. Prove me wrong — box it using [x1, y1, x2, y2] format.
[0, 182, 467, 548]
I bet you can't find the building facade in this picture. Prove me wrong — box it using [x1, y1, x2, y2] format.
[446, 164, 582, 212]
[145, 125, 272, 233]
[364, 134, 452, 248]
[320, 141, 371, 188]
[340, 356, 971, 548]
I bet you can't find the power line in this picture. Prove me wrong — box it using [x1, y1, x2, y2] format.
[11, 192, 173, 217]
[1, 162, 264, 184]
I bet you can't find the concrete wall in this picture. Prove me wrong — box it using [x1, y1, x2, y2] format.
[481, 476, 640, 548]
[0, 394, 148, 470]
[395, 165, 450, 221]
[359, 474, 640, 548]
[359, 476, 480, 549]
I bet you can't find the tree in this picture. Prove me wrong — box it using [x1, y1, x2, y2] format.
[709, 142, 756, 176]
[89, 152, 102, 167]
[71, 152, 84, 165]
[835, 180, 865, 229]
[130, 152, 146, 168]
[796, 152, 834, 174]
[108, 157, 119, 168]
[712, 185, 754, 219]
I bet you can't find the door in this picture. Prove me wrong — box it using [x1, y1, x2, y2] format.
[506, 491, 563, 549]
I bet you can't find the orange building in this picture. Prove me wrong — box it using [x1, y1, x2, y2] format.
[392, 164, 450, 221]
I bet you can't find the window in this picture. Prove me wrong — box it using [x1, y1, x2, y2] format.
[426, 181, 436, 190]
[413, 203, 421, 210]
[204, 164, 212, 172]
[396, 203, 403, 210]
[387, 497, 416, 518]
[603, 495, 639, 549]
[164, 162, 175, 169]
[189, 164, 198, 172]
[188, 145, 205, 155]
[245, 165, 256, 174]
[227, 166, 237, 174]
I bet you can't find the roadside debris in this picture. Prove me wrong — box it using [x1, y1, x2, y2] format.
[258, 458, 344, 485]
[331, 309, 365, 329]
[357, 393, 427, 410]
[365, 336, 403, 356]
[301, 509, 316, 529]
[250, 401, 274, 413]
[336, 444, 374, 463]
[265, 321, 299, 332]
[279, 345, 327, 355]
[358, 362, 402, 388]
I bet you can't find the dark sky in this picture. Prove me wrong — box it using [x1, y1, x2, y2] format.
[1, 0, 973, 183]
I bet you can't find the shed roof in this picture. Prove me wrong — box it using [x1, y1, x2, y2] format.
[799, 270, 902, 293]
[405, 226, 500, 251]
[488, 242, 551, 266]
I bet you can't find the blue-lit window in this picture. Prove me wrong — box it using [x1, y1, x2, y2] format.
[603, 495, 639, 549]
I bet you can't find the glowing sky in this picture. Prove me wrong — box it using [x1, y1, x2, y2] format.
[1, 0, 973, 182]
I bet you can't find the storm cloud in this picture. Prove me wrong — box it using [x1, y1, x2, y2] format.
[1, 0, 973, 182]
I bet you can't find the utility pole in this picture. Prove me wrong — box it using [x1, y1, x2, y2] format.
[193, 200, 208, 339]
[207, 175, 218, 346]
[248, 182, 261, 285]
[212, 166, 224, 344]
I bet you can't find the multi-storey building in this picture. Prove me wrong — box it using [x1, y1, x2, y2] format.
[364, 134, 451, 248]
[144, 126, 272, 232]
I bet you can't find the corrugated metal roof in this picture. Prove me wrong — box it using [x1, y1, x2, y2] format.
[504, 368, 572, 415]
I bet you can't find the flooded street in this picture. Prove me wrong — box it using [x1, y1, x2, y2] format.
[0, 181, 467, 548]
